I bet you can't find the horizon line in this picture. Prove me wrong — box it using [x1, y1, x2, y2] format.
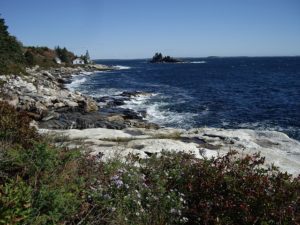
[93, 55, 300, 60]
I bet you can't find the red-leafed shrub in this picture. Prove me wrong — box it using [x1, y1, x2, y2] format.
[0, 101, 38, 148]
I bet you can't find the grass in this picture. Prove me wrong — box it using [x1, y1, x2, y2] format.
[0, 101, 299, 225]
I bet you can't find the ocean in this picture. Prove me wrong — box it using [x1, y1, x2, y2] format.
[68, 57, 300, 141]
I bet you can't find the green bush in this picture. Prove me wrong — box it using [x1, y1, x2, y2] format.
[85, 157, 186, 225]
[0, 143, 85, 224]
[0, 102, 299, 224]
[0, 178, 32, 224]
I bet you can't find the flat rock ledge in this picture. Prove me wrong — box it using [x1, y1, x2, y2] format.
[41, 127, 300, 176]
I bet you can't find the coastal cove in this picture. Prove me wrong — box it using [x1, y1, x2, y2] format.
[1, 1, 300, 222]
[74, 57, 300, 141]
[1, 59, 299, 175]
[51, 57, 300, 176]
[0, 52, 299, 225]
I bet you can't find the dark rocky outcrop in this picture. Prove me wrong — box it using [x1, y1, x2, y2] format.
[150, 52, 183, 63]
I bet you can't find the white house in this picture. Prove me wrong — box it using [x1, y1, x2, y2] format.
[73, 58, 85, 65]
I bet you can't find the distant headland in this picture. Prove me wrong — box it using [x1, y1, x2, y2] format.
[150, 52, 183, 63]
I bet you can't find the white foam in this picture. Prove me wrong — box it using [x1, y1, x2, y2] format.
[120, 95, 152, 110]
[66, 77, 87, 91]
[146, 103, 197, 128]
[190, 61, 206, 64]
[119, 93, 197, 129]
[80, 71, 93, 75]
[114, 65, 131, 70]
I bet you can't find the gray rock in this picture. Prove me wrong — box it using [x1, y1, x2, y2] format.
[40, 127, 300, 176]
[54, 102, 65, 108]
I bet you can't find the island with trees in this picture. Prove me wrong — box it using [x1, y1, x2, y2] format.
[150, 52, 183, 63]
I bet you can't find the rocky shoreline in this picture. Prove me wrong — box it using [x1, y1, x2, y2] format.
[0, 65, 158, 130]
[1, 65, 300, 176]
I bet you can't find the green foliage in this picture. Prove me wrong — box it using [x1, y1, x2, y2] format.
[85, 157, 186, 225]
[24, 46, 58, 68]
[0, 16, 78, 72]
[80, 50, 92, 64]
[0, 103, 299, 224]
[0, 140, 85, 224]
[55, 46, 75, 65]
[0, 178, 33, 224]
[24, 45, 77, 68]
[0, 17, 25, 74]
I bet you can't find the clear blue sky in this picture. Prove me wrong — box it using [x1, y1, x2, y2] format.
[1, 0, 300, 59]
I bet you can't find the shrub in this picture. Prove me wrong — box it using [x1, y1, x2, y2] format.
[0, 101, 38, 148]
[84, 157, 186, 225]
[24, 46, 58, 68]
[81, 152, 300, 225]
[166, 151, 300, 225]
[0, 178, 32, 224]
[0, 101, 299, 224]
[0, 142, 86, 224]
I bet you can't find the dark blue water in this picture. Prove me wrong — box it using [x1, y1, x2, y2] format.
[71, 57, 300, 140]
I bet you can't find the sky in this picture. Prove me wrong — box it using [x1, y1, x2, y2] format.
[1, 0, 300, 59]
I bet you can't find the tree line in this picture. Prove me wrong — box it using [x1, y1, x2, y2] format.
[0, 16, 89, 74]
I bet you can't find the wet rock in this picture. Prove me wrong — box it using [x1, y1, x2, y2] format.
[121, 108, 143, 120]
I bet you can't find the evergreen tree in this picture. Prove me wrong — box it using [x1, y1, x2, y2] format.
[150, 52, 163, 63]
[84, 50, 90, 64]
[55, 46, 74, 64]
[0, 16, 25, 74]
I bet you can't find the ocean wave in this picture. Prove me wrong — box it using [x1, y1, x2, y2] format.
[145, 103, 197, 128]
[66, 77, 87, 91]
[120, 93, 197, 129]
[114, 65, 131, 70]
[190, 61, 206, 64]
[120, 95, 153, 109]
[80, 71, 93, 75]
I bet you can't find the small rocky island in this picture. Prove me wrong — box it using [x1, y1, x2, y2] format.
[150, 52, 183, 63]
